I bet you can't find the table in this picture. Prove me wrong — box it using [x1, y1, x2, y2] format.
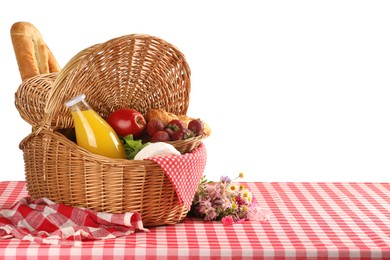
[1, 181, 389, 259]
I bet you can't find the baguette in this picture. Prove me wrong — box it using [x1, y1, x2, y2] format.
[10, 21, 61, 81]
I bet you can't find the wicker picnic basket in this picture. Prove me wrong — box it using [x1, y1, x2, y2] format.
[15, 34, 207, 227]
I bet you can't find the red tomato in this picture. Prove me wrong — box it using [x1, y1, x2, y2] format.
[106, 108, 146, 137]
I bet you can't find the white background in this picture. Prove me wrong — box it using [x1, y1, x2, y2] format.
[1, 1, 389, 182]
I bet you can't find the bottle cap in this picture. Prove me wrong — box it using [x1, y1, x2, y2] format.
[65, 94, 86, 107]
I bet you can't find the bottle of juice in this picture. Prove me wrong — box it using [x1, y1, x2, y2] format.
[65, 94, 126, 159]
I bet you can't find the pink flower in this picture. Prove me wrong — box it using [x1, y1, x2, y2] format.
[220, 175, 231, 183]
[204, 207, 217, 221]
[221, 215, 234, 226]
[190, 173, 271, 225]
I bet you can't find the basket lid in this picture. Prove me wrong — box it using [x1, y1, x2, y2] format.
[16, 34, 191, 130]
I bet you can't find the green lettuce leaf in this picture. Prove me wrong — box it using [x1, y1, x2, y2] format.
[120, 135, 148, 160]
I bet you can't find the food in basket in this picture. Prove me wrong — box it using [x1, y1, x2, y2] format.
[142, 117, 204, 142]
[188, 119, 205, 136]
[151, 131, 170, 142]
[10, 21, 61, 81]
[145, 108, 178, 126]
[145, 108, 211, 137]
[106, 108, 146, 138]
[120, 134, 148, 159]
[171, 127, 194, 141]
[167, 119, 192, 141]
[167, 119, 186, 132]
[146, 118, 165, 137]
[65, 94, 126, 159]
[134, 142, 180, 160]
[61, 103, 209, 159]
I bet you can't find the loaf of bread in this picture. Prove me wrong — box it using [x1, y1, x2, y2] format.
[10, 21, 61, 81]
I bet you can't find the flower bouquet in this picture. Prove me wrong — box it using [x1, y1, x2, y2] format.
[189, 173, 271, 225]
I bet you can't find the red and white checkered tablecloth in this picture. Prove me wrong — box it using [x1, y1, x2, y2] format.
[0, 181, 389, 259]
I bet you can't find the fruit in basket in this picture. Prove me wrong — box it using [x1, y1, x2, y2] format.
[188, 119, 205, 136]
[164, 127, 174, 138]
[171, 128, 194, 141]
[147, 118, 165, 136]
[106, 108, 146, 137]
[167, 119, 189, 141]
[144, 108, 211, 142]
[167, 119, 186, 132]
[146, 108, 211, 137]
[151, 130, 170, 142]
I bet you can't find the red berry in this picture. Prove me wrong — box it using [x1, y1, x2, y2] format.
[151, 130, 170, 142]
[171, 128, 194, 141]
[147, 118, 165, 137]
[167, 119, 186, 132]
[188, 119, 205, 136]
[164, 127, 174, 139]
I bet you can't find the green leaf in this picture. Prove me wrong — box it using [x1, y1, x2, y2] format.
[120, 135, 148, 160]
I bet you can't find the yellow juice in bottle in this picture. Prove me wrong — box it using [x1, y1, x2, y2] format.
[66, 94, 126, 159]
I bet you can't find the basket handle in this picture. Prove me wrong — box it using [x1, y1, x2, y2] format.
[34, 44, 101, 133]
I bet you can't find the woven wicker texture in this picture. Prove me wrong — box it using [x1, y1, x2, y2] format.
[44, 34, 190, 131]
[15, 44, 99, 127]
[15, 72, 57, 127]
[17, 34, 205, 227]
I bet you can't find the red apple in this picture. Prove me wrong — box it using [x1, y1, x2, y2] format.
[106, 108, 146, 137]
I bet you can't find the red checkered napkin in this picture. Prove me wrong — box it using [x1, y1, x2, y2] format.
[0, 197, 148, 246]
[147, 142, 207, 211]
